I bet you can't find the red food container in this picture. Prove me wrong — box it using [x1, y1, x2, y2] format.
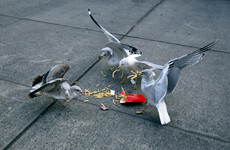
[120, 91, 146, 103]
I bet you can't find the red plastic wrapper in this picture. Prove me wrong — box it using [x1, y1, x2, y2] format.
[120, 91, 146, 103]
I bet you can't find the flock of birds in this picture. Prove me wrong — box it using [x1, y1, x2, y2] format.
[28, 9, 216, 125]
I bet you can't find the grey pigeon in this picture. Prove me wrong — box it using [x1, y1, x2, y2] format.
[88, 9, 142, 68]
[28, 64, 82, 103]
[139, 42, 216, 125]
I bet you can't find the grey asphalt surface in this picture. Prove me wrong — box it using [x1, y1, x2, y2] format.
[0, 0, 230, 149]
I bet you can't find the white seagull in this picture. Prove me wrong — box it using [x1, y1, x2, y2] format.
[88, 9, 142, 68]
[137, 42, 216, 125]
[119, 54, 163, 73]
[28, 64, 83, 105]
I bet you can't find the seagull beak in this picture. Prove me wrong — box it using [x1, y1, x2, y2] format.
[98, 56, 103, 59]
[80, 91, 84, 95]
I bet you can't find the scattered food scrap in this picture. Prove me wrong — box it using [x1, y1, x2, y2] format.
[119, 88, 146, 103]
[110, 90, 115, 95]
[127, 70, 142, 80]
[112, 67, 120, 78]
[100, 103, 108, 110]
[101, 71, 107, 77]
[113, 99, 120, 105]
[84, 100, 89, 103]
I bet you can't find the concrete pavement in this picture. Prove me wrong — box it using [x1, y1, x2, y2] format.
[0, 0, 229, 149]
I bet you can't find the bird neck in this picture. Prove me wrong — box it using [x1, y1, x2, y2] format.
[142, 75, 154, 85]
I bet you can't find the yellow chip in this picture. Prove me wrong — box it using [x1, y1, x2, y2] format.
[101, 71, 107, 77]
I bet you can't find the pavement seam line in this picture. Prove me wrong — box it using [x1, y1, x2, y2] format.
[71, 98, 230, 145]
[2, 58, 103, 150]
[120, 0, 165, 40]
[125, 35, 230, 54]
[0, 78, 30, 87]
[0, 13, 229, 54]
[3, 102, 56, 150]
[1, 11, 136, 149]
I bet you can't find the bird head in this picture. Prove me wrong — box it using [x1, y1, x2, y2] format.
[100, 47, 113, 58]
[71, 85, 83, 95]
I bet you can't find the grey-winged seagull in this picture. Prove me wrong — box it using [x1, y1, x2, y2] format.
[88, 9, 142, 68]
[137, 41, 216, 125]
[28, 64, 83, 105]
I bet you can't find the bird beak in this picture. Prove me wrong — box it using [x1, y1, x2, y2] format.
[80, 91, 84, 95]
[98, 56, 103, 59]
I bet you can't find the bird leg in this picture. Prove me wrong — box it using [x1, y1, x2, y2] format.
[136, 105, 148, 114]
[119, 68, 124, 79]
[120, 73, 128, 84]
[53, 99, 65, 107]
[110, 67, 116, 72]
[132, 77, 138, 90]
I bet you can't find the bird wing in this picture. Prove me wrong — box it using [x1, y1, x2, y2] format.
[119, 43, 142, 55]
[168, 41, 216, 69]
[154, 64, 170, 103]
[30, 78, 67, 94]
[88, 9, 120, 43]
[104, 42, 129, 60]
[44, 64, 70, 83]
[166, 41, 216, 94]
[134, 60, 164, 71]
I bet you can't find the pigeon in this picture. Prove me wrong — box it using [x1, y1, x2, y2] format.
[28, 64, 83, 104]
[88, 9, 142, 68]
[137, 41, 216, 125]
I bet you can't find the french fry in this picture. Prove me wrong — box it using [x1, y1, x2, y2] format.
[101, 71, 107, 77]
[113, 99, 116, 105]
[96, 83, 100, 87]
[112, 67, 120, 78]
[84, 100, 89, 103]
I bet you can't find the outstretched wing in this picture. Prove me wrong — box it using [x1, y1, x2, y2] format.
[28, 78, 67, 98]
[120, 43, 142, 55]
[134, 60, 164, 71]
[88, 9, 120, 43]
[168, 41, 216, 69]
[44, 64, 69, 83]
[167, 41, 216, 94]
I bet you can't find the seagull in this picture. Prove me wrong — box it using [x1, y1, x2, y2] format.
[88, 9, 142, 68]
[119, 54, 163, 73]
[117, 54, 163, 88]
[137, 41, 216, 125]
[27, 64, 83, 105]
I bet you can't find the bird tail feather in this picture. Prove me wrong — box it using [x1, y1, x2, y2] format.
[156, 102, 171, 125]
[27, 93, 36, 98]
